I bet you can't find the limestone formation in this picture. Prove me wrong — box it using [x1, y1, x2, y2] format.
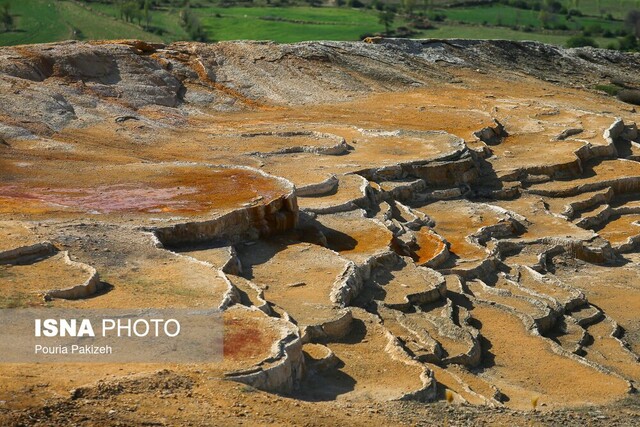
[1, 39, 640, 421]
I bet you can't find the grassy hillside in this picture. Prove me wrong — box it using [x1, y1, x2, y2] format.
[80, 4, 389, 42]
[0, 0, 161, 46]
[0, 0, 637, 49]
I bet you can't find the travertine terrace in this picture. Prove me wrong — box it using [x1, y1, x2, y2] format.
[1, 38, 640, 425]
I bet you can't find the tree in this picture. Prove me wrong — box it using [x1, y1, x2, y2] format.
[143, 0, 152, 29]
[402, 0, 417, 16]
[543, 0, 563, 13]
[1, 1, 14, 33]
[180, 6, 208, 42]
[566, 35, 598, 48]
[378, 8, 395, 35]
[120, 1, 139, 23]
[626, 10, 640, 39]
[538, 10, 552, 28]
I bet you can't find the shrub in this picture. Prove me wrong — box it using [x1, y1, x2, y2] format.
[616, 28, 629, 37]
[411, 17, 435, 30]
[586, 24, 603, 35]
[566, 35, 598, 48]
[371, 0, 384, 10]
[619, 34, 639, 51]
[427, 12, 446, 22]
[546, 0, 563, 13]
[395, 26, 416, 37]
[510, 0, 531, 10]
[594, 84, 621, 96]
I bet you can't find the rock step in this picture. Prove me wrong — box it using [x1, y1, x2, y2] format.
[401, 308, 472, 364]
[573, 203, 611, 229]
[547, 315, 589, 355]
[298, 174, 371, 214]
[427, 363, 490, 405]
[448, 363, 508, 405]
[527, 159, 640, 199]
[235, 238, 353, 335]
[514, 266, 585, 312]
[594, 212, 640, 252]
[226, 275, 270, 314]
[0, 241, 56, 266]
[306, 308, 435, 402]
[313, 209, 394, 265]
[419, 299, 481, 367]
[583, 316, 640, 384]
[0, 250, 100, 306]
[463, 300, 629, 409]
[546, 187, 614, 219]
[377, 178, 427, 203]
[411, 227, 450, 268]
[364, 257, 447, 311]
[223, 306, 304, 395]
[377, 305, 441, 363]
[569, 304, 604, 327]
[465, 279, 558, 334]
[174, 244, 243, 275]
[302, 343, 340, 373]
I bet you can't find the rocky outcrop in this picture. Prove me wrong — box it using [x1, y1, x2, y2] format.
[474, 119, 507, 145]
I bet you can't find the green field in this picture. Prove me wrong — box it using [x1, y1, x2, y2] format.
[199, 6, 389, 42]
[0, 0, 637, 49]
[0, 0, 161, 45]
[441, 4, 624, 31]
[571, 0, 640, 19]
[80, 4, 391, 42]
